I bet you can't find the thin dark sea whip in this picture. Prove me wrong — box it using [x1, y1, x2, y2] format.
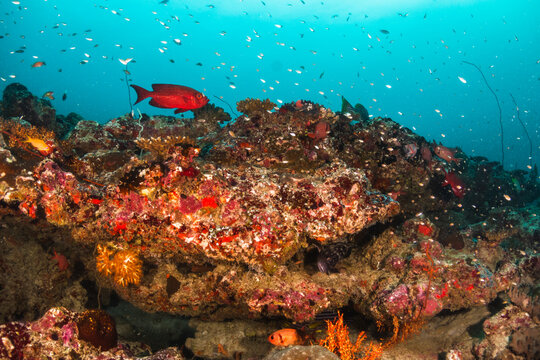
[509, 93, 533, 168]
[124, 64, 133, 115]
[213, 95, 239, 118]
[462, 60, 504, 167]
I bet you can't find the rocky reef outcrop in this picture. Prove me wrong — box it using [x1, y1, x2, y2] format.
[0, 85, 538, 359]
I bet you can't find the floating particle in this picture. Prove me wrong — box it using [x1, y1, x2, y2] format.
[229, 84, 236, 89]
[159, 48, 164, 53]
[380, 29, 390, 34]
[385, 84, 392, 88]
[458, 76, 467, 84]
[503, 194, 511, 201]
[174, 38, 181, 45]
[85, 37, 93, 41]
[196, 62, 202, 66]
[246, 36, 252, 42]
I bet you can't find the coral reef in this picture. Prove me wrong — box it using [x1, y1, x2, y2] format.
[264, 345, 339, 360]
[1, 83, 79, 138]
[185, 318, 274, 359]
[0, 84, 538, 359]
[236, 98, 276, 116]
[0, 307, 185, 359]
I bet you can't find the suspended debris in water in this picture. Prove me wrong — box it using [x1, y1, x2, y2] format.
[380, 29, 390, 34]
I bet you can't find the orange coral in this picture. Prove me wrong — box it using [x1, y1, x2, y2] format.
[96, 244, 143, 286]
[96, 244, 115, 277]
[319, 312, 383, 360]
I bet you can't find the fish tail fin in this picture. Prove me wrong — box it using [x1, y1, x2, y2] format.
[130, 84, 151, 105]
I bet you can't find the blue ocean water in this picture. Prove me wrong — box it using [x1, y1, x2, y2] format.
[1, 0, 538, 171]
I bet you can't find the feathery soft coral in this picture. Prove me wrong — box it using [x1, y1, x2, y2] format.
[319, 312, 383, 360]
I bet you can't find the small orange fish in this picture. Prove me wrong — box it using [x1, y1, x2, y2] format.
[32, 61, 46, 68]
[43, 91, 55, 100]
[25, 137, 54, 156]
[268, 328, 303, 347]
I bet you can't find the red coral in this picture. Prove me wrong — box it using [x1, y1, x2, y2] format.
[201, 196, 218, 209]
[179, 195, 202, 214]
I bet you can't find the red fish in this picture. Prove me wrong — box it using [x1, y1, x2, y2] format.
[421, 145, 432, 168]
[51, 250, 69, 271]
[443, 169, 466, 198]
[130, 83, 209, 114]
[418, 224, 433, 236]
[268, 328, 303, 346]
[433, 141, 461, 164]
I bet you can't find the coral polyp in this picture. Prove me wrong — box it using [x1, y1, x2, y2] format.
[95, 244, 115, 277]
[113, 249, 143, 287]
[95, 245, 142, 286]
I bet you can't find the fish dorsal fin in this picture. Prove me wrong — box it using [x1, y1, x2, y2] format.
[152, 83, 186, 92]
[341, 96, 354, 113]
[152, 84, 184, 91]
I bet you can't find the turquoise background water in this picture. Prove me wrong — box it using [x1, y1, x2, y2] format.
[1, 0, 538, 171]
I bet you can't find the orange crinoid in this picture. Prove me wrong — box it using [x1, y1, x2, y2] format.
[96, 244, 143, 286]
